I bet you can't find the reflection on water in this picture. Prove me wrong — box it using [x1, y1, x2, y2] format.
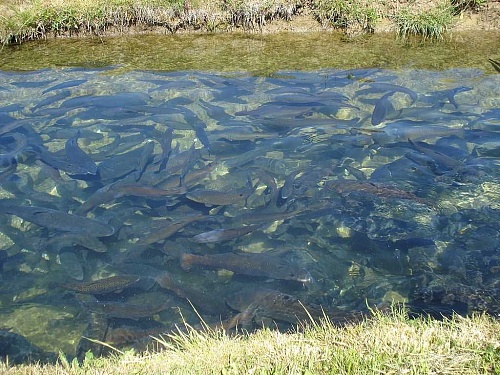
[0, 66, 499, 363]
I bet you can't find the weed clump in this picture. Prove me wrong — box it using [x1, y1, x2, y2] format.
[393, 1, 455, 40]
[311, 0, 378, 35]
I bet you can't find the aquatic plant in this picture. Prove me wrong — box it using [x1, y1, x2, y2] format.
[311, 0, 378, 35]
[393, 1, 455, 40]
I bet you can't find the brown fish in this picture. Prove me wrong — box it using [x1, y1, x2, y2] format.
[185, 187, 252, 207]
[180, 252, 312, 284]
[76, 182, 187, 214]
[62, 275, 140, 294]
[105, 326, 170, 347]
[325, 179, 424, 202]
[223, 288, 364, 330]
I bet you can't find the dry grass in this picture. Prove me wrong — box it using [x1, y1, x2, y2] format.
[2, 307, 499, 374]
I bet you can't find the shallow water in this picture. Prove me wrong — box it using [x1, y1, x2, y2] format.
[0, 31, 499, 73]
[0, 33, 499, 364]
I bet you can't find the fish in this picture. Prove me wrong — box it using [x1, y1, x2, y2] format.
[132, 140, 155, 181]
[81, 299, 172, 320]
[11, 79, 57, 88]
[192, 123, 210, 155]
[192, 224, 265, 243]
[358, 82, 418, 104]
[280, 170, 302, 200]
[180, 252, 313, 284]
[0, 202, 115, 237]
[154, 127, 174, 173]
[155, 272, 228, 315]
[186, 186, 252, 207]
[408, 138, 465, 170]
[104, 326, 170, 347]
[231, 207, 306, 225]
[324, 179, 426, 203]
[65, 130, 98, 175]
[60, 92, 150, 109]
[369, 121, 465, 144]
[41, 79, 86, 94]
[371, 91, 396, 126]
[210, 127, 275, 142]
[75, 182, 187, 214]
[62, 275, 140, 294]
[97, 141, 153, 182]
[223, 288, 364, 330]
[138, 214, 205, 245]
[42, 233, 107, 253]
[0, 133, 29, 167]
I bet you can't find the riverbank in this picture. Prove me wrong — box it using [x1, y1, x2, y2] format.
[0, 0, 499, 45]
[2, 308, 500, 374]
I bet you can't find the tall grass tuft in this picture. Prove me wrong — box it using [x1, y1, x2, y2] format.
[311, 0, 378, 35]
[393, 1, 455, 40]
[221, 0, 302, 30]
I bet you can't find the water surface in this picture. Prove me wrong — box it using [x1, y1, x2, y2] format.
[1, 31, 499, 73]
[0, 35, 499, 364]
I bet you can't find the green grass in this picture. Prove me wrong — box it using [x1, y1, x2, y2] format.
[393, 1, 455, 40]
[2, 307, 500, 374]
[311, 0, 378, 34]
[0, 0, 492, 44]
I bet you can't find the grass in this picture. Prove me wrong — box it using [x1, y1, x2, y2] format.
[2, 307, 500, 374]
[393, 1, 456, 40]
[450, 0, 487, 14]
[0, 0, 496, 44]
[311, 0, 378, 35]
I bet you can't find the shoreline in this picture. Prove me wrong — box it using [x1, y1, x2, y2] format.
[1, 0, 499, 45]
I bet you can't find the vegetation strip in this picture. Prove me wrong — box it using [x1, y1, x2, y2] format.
[0, 0, 492, 45]
[2, 308, 500, 374]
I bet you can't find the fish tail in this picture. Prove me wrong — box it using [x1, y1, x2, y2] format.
[180, 253, 196, 270]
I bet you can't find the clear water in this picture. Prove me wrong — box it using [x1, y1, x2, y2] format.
[0, 32, 499, 364]
[1, 31, 499, 73]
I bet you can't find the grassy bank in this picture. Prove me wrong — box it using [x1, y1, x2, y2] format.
[0, 0, 497, 45]
[2, 308, 500, 374]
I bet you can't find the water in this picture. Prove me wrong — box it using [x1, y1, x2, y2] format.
[0, 33, 499, 364]
[1, 31, 499, 73]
